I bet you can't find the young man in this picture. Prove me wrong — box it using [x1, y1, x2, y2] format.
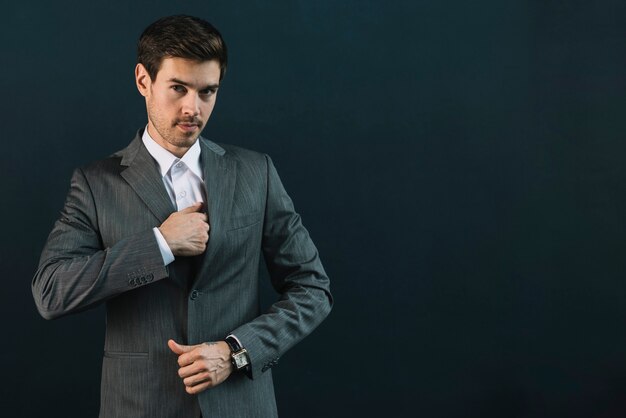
[32, 15, 332, 418]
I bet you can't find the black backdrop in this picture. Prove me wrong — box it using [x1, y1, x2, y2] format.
[3, 1, 626, 417]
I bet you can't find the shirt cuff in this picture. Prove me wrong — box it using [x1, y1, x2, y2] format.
[227, 334, 244, 349]
[152, 227, 175, 266]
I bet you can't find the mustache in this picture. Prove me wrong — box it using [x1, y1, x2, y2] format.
[174, 118, 202, 126]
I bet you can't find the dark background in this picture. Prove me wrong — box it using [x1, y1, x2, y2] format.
[2, 0, 626, 417]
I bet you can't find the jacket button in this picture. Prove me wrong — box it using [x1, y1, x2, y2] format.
[190, 290, 199, 300]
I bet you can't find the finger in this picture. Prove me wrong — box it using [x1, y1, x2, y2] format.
[168, 339, 195, 355]
[183, 371, 212, 387]
[178, 361, 205, 378]
[186, 379, 212, 395]
[178, 348, 205, 367]
[178, 202, 203, 214]
[168, 339, 183, 354]
[193, 215, 209, 226]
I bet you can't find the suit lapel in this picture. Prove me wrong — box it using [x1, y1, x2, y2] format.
[119, 133, 176, 224]
[195, 138, 237, 284]
[117, 133, 236, 288]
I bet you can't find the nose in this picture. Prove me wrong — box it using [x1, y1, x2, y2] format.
[181, 93, 200, 117]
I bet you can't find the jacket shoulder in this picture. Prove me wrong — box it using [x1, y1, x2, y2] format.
[219, 143, 271, 187]
[78, 135, 140, 177]
[220, 143, 267, 164]
[77, 153, 124, 178]
[201, 137, 270, 171]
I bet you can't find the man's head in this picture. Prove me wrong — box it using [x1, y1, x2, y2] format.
[137, 15, 227, 82]
[135, 15, 227, 157]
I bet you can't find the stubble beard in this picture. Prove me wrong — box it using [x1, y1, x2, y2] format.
[148, 108, 204, 150]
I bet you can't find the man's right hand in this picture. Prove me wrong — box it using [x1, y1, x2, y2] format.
[158, 202, 209, 256]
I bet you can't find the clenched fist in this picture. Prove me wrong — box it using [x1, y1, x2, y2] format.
[158, 202, 209, 256]
[168, 339, 233, 394]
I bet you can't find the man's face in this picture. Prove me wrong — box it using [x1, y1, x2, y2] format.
[135, 57, 221, 157]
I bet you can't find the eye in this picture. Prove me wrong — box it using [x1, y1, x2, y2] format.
[199, 88, 217, 97]
[171, 85, 187, 93]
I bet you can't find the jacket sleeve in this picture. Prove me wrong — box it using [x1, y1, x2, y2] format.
[32, 167, 169, 320]
[230, 155, 333, 378]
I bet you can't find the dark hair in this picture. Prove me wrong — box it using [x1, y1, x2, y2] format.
[137, 15, 228, 81]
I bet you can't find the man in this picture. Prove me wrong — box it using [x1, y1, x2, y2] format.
[32, 15, 332, 418]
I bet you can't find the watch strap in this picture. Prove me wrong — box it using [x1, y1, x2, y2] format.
[224, 336, 240, 353]
[224, 335, 250, 371]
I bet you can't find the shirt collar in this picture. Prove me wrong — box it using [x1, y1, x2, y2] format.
[141, 126, 203, 179]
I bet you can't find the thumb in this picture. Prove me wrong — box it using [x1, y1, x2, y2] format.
[178, 202, 203, 214]
[168, 339, 194, 355]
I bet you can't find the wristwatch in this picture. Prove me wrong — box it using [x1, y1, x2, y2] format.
[224, 335, 250, 371]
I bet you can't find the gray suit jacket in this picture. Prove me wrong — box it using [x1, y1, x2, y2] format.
[32, 131, 333, 418]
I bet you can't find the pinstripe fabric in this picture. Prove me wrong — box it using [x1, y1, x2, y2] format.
[32, 130, 332, 418]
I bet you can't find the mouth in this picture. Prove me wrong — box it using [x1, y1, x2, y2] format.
[176, 122, 201, 133]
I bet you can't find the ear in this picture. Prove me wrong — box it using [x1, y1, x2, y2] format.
[135, 63, 151, 97]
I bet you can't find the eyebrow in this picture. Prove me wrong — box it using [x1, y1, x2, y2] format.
[167, 77, 219, 90]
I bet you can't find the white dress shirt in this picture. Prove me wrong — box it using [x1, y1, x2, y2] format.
[142, 127, 207, 266]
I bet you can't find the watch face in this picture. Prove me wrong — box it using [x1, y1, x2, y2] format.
[233, 352, 249, 369]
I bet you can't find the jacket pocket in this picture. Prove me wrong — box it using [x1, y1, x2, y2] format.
[104, 350, 149, 359]
[227, 211, 262, 231]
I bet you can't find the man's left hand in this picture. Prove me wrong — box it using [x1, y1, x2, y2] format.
[168, 339, 233, 394]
